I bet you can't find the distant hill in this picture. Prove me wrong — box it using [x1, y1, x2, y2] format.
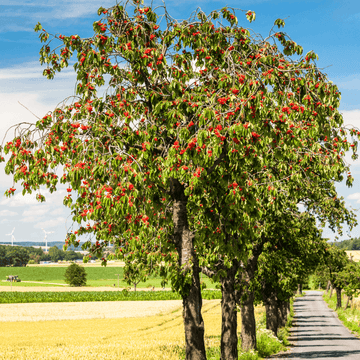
[0, 241, 83, 251]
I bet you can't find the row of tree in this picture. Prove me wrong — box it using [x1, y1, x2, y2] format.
[332, 238, 360, 250]
[314, 246, 360, 310]
[0, 245, 84, 266]
[1, 1, 359, 359]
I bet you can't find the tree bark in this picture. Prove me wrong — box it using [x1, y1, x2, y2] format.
[329, 285, 333, 298]
[171, 179, 206, 360]
[326, 280, 331, 294]
[238, 244, 263, 351]
[240, 291, 256, 351]
[297, 283, 302, 295]
[266, 293, 279, 336]
[344, 296, 351, 310]
[277, 300, 289, 328]
[220, 266, 238, 360]
[335, 287, 342, 310]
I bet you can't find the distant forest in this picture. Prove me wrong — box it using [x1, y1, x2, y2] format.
[331, 238, 360, 250]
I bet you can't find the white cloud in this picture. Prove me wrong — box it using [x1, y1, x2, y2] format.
[22, 205, 51, 217]
[0, 210, 18, 217]
[0, 1, 120, 23]
[50, 208, 64, 215]
[0, 64, 74, 80]
[342, 109, 360, 129]
[0, 219, 9, 224]
[0, 192, 41, 207]
[34, 216, 66, 229]
[347, 193, 360, 203]
[21, 215, 45, 223]
[338, 110, 360, 167]
[0, 188, 67, 207]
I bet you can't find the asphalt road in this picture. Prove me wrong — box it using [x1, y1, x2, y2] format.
[280, 290, 360, 359]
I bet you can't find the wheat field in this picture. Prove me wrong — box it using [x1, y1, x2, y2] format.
[346, 250, 360, 262]
[0, 300, 218, 359]
[0, 299, 265, 359]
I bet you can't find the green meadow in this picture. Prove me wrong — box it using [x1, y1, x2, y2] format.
[0, 266, 216, 289]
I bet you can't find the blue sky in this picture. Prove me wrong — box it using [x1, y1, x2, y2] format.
[1, 0, 360, 244]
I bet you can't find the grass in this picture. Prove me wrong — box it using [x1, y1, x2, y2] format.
[0, 266, 217, 289]
[323, 291, 360, 337]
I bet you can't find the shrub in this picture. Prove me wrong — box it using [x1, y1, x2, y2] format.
[64, 263, 87, 287]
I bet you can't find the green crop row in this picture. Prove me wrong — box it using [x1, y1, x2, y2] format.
[0, 289, 221, 303]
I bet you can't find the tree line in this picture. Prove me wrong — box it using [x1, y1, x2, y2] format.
[1, 1, 359, 359]
[0, 245, 84, 267]
[332, 238, 360, 250]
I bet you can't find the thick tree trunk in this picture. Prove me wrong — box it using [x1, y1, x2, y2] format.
[238, 245, 263, 352]
[172, 179, 206, 360]
[266, 293, 279, 336]
[329, 285, 333, 298]
[297, 283, 302, 295]
[335, 287, 342, 310]
[240, 292, 256, 351]
[277, 300, 289, 328]
[220, 268, 238, 360]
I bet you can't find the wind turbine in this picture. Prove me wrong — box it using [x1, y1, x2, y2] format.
[5, 228, 15, 246]
[42, 228, 54, 253]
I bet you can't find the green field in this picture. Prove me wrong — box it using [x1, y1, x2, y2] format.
[0, 266, 217, 289]
[0, 290, 222, 303]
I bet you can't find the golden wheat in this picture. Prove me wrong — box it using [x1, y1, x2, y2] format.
[0, 300, 184, 322]
[346, 250, 360, 262]
[0, 300, 264, 359]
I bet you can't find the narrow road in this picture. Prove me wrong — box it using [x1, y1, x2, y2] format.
[283, 290, 360, 359]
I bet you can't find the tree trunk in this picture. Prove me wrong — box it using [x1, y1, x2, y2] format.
[240, 291, 256, 351]
[326, 280, 331, 294]
[277, 300, 289, 328]
[286, 301, 291, 319]
[266, 293, 279, 336]
[344, 296, 351, 310]
[220, 267, 238, 360]
[238, 245, 263, 352]
[329, 286, 333, 298]
[297, 283, 302, 295]
[171, 179, 206, 360]
[335, 287, 342, 310]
